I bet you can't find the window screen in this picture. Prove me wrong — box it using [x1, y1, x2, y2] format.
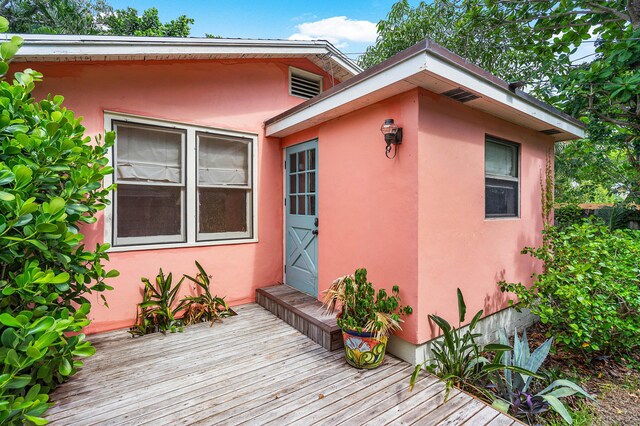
[114, 122, 186, 245]
[197, 133, 252, 240]
[485, 137, 519, 218]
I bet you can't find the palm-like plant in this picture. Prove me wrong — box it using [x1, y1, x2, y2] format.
[130, 269, 184, 336]
[410, 288, 513, 399]
[322, 268, 412, 339]
[180, 261, 232, 326]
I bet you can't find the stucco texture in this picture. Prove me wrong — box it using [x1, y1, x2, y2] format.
[283, 88, 552, 345]
[22, 58, 334, 333]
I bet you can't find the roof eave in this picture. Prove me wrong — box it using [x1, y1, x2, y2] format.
[265, 40, 585, 142]
[10, 34, 362, 79]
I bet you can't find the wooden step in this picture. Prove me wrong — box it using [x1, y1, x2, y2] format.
[256, 285, 343, 351]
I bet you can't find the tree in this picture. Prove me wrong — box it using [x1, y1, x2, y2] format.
[359, 0, 557, 91]
[101, 6, 193, 37]
[1, 0, 110, 34]
[497, 0, 640, 200]
[1, 1, 194, 37]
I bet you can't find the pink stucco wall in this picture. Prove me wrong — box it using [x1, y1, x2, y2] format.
[416, 89, 552, 342]
[21, 58, 335, 333]
[282, 88, 553, 345]
[282, 90, 422, 344]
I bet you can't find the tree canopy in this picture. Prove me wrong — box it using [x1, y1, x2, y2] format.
[1, 0, 194, 37]
[362, 0, 640, 203]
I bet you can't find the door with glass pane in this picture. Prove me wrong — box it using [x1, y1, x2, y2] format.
[285, 140, 318, 296]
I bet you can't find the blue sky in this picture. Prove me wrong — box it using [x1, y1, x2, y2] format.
[108, 0, 406, 60]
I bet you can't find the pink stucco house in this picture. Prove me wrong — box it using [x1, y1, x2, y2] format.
[14, 35, 583, 362]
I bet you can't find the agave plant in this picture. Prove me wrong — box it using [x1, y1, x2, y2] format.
[410, 288, 512, 399]
[490, 328, 593, 425]
[181, 261, 232, 326]
[129, 269, 184, 336]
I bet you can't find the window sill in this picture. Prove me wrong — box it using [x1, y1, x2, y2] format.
[484, 216, 521, 221]
[107, 237, 258, 253]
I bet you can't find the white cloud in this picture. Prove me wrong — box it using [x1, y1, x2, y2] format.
[288, 16, 377, 49]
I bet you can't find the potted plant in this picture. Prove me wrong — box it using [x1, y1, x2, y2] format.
[322, 268, 412, 369]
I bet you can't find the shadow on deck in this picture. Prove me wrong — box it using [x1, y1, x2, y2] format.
[47, 303, 521, 425]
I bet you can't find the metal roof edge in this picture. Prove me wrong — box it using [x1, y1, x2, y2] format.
[265, 39, 585, 136]
[9, 33, 362, 77]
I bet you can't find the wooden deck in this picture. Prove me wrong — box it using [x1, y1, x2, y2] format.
[47, 303, 520, 425]
[256, 284, 343, 351]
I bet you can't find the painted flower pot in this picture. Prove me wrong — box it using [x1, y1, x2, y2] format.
[342, 329, 388, 369]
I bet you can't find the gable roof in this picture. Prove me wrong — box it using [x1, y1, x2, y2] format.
[11, 34, 361, 83]
[265, 40, 585, 141]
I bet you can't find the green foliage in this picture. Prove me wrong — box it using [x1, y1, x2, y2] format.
[0, 19, 117, 424]
[130, 269, 184, 336]
[181, 261, 232, 326]
[500, 221, 640, 355]
[322, 268, 412, 338]
[2, 1, 194, 37]
[498, 1, 640, 201]
[2, 0, 111, 35]
[490, 328, 593, 425]
[359, 0, 554, 91]
[410, 289, 512, 400]
[131, 262, 232, 335]
[102, 7, 193, 37]
[554, 204, 584, 230]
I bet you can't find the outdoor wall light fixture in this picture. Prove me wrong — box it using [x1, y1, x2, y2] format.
[380, 118, 402, 159]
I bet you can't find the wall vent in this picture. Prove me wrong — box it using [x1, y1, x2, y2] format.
[541, 129, 561, 135]
[441, 88, 480, 103]
[290, 67, 323, 99]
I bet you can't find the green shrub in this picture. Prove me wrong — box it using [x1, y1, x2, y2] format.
[500, 221, 640, 355]
[0, 17, 117, 424]
[322, 268, 412, 338]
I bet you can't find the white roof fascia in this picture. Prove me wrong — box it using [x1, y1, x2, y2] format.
[9, 34, 362, 76]
[266, 53, 426, 137]
[266, 50, 584, 140]
[423, 51, 585, 139]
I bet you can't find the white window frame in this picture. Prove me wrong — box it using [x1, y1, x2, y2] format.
[289, 66, 323, 99]
[484, 136, 520, 219]
[103, 111, 259, 252]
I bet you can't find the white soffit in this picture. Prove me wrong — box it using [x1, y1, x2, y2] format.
[265, 47, 584, 141]
[10, 34, 361, 82]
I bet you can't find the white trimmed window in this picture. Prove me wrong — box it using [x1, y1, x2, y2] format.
[485, 136, 520, 218]
[105, 113, 257, 250]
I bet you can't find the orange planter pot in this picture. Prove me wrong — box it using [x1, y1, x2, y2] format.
[341, 329, 388, 369]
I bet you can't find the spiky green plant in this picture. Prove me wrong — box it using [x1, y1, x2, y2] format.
[129, 269, 184, 336]
[490, 328, 594, 425]
[410, 288, 513, 399]
[181, 261, 232, 326]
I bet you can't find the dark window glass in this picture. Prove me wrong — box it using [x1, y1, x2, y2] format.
[117, 185, 183, 238]
[485, 138, 519, 218]
[199, 188, 248, 234]
[485, 179, 518, 217]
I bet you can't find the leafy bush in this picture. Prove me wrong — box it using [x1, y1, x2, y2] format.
[500, 220, 640, 355]
[490, 329, 592, 425]
[322, 268, 412, 338]
[0, 17, 117, 424]
[410, 289, 512, 399]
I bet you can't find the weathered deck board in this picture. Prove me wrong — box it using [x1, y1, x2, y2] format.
[47, 303, 520, 425]
[256, 284, 343, 351]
